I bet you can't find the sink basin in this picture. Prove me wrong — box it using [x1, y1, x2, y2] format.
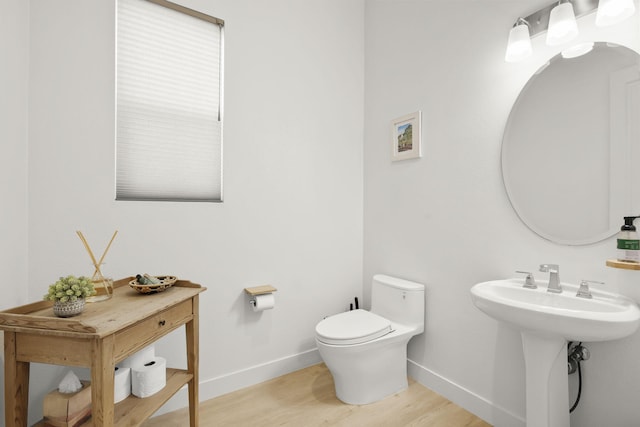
[471, 278, 640, 342]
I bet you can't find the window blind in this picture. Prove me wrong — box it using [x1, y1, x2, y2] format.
[116, 0, 223, 201]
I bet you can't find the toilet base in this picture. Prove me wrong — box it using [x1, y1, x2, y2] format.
[333, 367, 408, 405]
[318, 335, 411, 405]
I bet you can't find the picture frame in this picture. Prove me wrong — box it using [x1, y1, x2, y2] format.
[391, 111, 421, 161]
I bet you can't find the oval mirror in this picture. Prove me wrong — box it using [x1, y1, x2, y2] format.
[502, 42, 640, 245]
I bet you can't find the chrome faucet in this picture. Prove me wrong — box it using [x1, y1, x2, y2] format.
[539, 264, 561, 293]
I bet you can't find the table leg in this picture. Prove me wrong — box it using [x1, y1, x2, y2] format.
[4, 332, 29, 427]
[186, 295, 200, 427]
[91, 335, 115, 427]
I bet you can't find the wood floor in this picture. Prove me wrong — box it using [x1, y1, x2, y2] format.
[142, 363, 491, 426]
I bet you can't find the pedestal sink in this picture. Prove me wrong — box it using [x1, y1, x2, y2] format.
[471, 278, 640, 427]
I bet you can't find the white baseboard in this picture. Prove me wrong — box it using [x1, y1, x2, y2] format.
[201, 348, 322, 400]
[152, 348, 322, 417]
[407, 359, 525, 427]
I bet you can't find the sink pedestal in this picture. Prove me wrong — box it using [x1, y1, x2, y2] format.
[521, 332, 569, 427]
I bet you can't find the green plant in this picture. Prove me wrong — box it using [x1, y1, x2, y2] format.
[43, 275, 96, 303]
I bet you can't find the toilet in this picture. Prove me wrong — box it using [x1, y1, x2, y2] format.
[315, 274, 425, 405]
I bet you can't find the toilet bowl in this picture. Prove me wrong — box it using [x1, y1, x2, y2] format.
[315, 274, 425, 405]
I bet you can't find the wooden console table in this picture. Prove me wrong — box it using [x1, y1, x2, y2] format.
[0, 277, 205, 427]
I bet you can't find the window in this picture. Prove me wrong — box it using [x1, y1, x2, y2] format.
[116, 0, 224, 202]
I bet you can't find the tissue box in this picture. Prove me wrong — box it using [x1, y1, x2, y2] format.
[43, 381, 91, 427]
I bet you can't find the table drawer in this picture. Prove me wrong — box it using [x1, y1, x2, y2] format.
[113, 299, 193, 363]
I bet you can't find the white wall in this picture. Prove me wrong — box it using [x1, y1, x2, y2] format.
[0, 0, 29, 421]
[364, 1, 640, 426]
[1, 1, 29, 309]
[20, 0, 364, 423]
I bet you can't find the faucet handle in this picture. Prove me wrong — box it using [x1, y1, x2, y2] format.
[515, 271, 537, 289]
[576, 280, 605, 299]
[539, 264, 559, 273]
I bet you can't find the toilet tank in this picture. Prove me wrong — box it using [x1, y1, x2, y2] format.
[370, 274, 425, 333]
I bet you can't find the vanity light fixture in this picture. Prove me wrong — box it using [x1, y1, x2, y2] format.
[546, 0, 579, 46]
[505, 18, 533, 62]
[596, 0, 636, 26]
[504, 0, 636, 63]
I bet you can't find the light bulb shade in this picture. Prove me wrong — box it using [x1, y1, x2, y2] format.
[596, 0, 636, 26]
[546, 2, 579, 46]
[505, 23, 532, 62]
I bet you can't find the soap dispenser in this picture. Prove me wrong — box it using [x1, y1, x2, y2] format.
[617, 216, 640, 263]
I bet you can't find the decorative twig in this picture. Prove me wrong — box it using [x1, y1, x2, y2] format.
[93, 230, 118, 277]
[76, 230, 118, 297]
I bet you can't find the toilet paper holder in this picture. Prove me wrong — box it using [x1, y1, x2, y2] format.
[244, 285, 277, 309]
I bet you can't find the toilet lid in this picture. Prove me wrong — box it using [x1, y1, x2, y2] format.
[316, 309, 392, 345]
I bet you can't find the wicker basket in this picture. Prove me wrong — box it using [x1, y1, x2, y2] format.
[53, 299, 86, 318]
[129, 276, 177, 294]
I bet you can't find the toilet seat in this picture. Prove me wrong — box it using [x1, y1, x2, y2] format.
[316, 309, 392, 345]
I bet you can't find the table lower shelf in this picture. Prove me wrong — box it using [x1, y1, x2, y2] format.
[34, 368, 193, 427]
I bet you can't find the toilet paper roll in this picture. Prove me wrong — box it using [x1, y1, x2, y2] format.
[118, 345, 155, 370]
[114, 366, 131, 403]
[132, 357, 166, 398]
[252, 293, 275, 312]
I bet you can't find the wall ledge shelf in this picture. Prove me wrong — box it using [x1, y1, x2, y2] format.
[606, 259, 640, 270]
[244, 285, 277, 296]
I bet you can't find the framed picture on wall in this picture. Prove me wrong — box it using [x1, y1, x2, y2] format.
[391, 111, 421, 161]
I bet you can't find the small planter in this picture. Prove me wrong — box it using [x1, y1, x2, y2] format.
[44, 276, 96, 317]
[53, 299, 86, 318]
